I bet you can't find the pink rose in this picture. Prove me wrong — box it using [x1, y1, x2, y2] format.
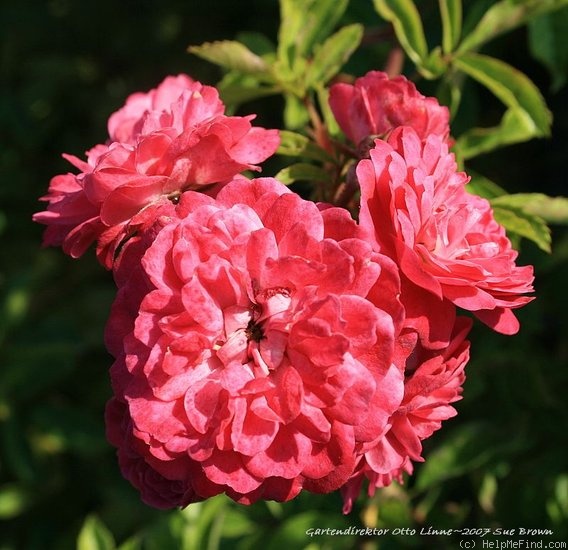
[105, 177, 404, 507]
[33, 145, 108, 258]
[329, 71, 450, 147]
[341, 315, 471, 514]
[357, 127, 534, 334]
[106, 74, 220, 144]
[106, 397, 200, 509]
[33, 75, 280, 269]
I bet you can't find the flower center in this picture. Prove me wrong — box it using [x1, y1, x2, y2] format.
[167, 191, 181, 204]
[245, 319, 264, 343]
[216, 287, 292, 374]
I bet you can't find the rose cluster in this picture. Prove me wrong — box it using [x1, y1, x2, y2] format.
[34, 71, 534, 513]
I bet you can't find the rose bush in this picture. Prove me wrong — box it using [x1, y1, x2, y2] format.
[34, 66, 537, 514]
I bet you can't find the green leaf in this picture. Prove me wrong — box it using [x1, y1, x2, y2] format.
[458, 0, 568, 53]
[454, 52, 551, 133]
[553, 475, 568, 517]
[179, 495, 229, 550]
[455, 107, 544, 159]
[465, 170, 507, 199]
[217, 73, 279, 109]
[143, 513, 184, 550]
[422, 46, 448, 79]
[218, 82, 279, 109]
[235, 31, 275, 57]
[373, 0, 428, 66]
[306, 24, 363, 87]
[283, 94, 310, 130]
[453, 53, 552, 157]
[277, 0, 349, 71]
[415, 422, 530, 492]
[0, 484, 33, 519]
[266, 512, 352, 550]
[264, 500, 284, 519]
[529, 8, 568, 92]
[373, 494, 414, 527]
[478, 473, 498, 514]
[189, 41, 269, 74]
[492, 193, 568, 225]
[316, 85, 340, 137]
[275, 163, 330, 185]
[437, 71, 465, 117]
[77, 515, 116, 550]
[277, 130, 334, 162]
[217, 508, 256, 538]
[117, 537, 142, 550]
[547, 475, 568, 525]
[439, 0, 462, 53]
[491, 202, 551, 253]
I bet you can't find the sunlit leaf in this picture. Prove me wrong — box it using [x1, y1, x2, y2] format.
[306, 24, 363, 87]
[373, 0, 428, 66]
[316, 85, 340, 137]
[77, 515, 116, 550]
[189, 41, 269, 74]
[278, 0, 348, 71]
[491, 202, 551, 252]
[458, 0, 568, 53]
[453, 53, 552, 157]
[179, 496, 229, 550]
[439, 0, 462, 53]
[492, 193, 568, 225]
[454, 53, 551, 135]
[275, 163, 330, 185]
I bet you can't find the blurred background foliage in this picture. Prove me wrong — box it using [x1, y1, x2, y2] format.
[1, 0, 567, 548]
